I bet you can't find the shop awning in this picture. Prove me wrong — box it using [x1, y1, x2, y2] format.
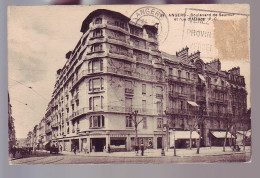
[211, 131, 232, 138]
[198, 74, 206, 82]
[187, 101, 199, 107]
[171, 131, 200, 139]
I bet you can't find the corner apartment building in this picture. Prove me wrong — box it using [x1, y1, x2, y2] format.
[41, 9, 249, 152]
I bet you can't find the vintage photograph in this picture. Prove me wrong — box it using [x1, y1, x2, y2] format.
[8, 4, 251, 164]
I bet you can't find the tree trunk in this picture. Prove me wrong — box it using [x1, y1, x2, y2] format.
[135, 125, 138, 149]
[196, 124, 201, 154]
[243, 130, 246, 151]
[189, 129, 193, 150]
[223, 123, 229, 152]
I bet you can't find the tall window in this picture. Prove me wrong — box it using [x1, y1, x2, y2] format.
[126, 116, 133, 128]
[142, 100, 146, 113]
[156, 86, 163, 99]
[180, 101, 184, 110]
[142, 84, 146, 95]
[93, 29, 103, 38]
[89, 78, 104, 92]
[89, 115, 105, 128]
[88, 59, 103, 73]
[186, 72, 190, 80]
[125, 80, 132, 89]
[143, 117, 147, 129]
[169, 68, 173, 75]
[125, 98, 132, 113]
[155, 70, 163, 81]
[157, 118, 163, 128]
[89, 96, 104, 111]
[91, 44, 103, 52]
[178, 70, 182, 78]
[124, 63, 131, 75]
[157, 101, 162, 114]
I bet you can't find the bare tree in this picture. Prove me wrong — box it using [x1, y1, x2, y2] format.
[187, 116, 198, 150]
[223, 116, 232, 152]
[165, 110, 177, 156]
[129, 110, 143, 151]
[196, 106, 206, 154]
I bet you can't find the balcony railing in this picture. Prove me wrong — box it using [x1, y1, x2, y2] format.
[69, 107, 89, 121]
[209, 112, 225, 117]
[167, 75, 194, 84]
[135, 57, 152, 65]
[168, 108, 196, 115]
[156, 94, 163, 99]
[125, 88, 134, 94]
[196, 95, 206, 101]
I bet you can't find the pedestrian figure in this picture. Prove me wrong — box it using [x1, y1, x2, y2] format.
[73, 145, 77, 155]
[60, 145, 62, 152]
[108, 144, 111, 153]
[140, 143, 144, 156]
[135, 145, 139, 156]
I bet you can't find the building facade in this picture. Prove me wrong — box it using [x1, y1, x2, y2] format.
[27, 9, 250, 152]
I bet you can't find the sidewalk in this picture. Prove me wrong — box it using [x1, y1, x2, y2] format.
[58, 146, 251, 158]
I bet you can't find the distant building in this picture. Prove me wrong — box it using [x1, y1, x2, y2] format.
[28, 9, 250, 152]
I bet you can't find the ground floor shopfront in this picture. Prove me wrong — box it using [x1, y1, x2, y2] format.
[53, 130, 175, 153]
[51, 129, 236, 152]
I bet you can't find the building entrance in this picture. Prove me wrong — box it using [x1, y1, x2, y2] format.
[91, 138, 106, 152]
[157, 137, 162, 149]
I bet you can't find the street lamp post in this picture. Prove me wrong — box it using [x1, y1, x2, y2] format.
[173, 128, 176, 156]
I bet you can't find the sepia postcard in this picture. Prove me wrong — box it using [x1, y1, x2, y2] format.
[8, 4, 251, 164]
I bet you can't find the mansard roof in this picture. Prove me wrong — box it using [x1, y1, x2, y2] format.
[161, 51, 180, 63]
[80, 9, 130, 33]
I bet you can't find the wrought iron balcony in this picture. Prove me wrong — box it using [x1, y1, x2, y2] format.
[196, 95, 206, 101]
[125, 88, 134, 95]
[156, 93, 163, 99]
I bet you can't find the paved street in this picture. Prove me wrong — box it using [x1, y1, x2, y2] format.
[10, 147, 251, 164]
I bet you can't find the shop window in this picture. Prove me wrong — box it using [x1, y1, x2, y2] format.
[89, 115, 105, 128]
[126, 116, 133, 128]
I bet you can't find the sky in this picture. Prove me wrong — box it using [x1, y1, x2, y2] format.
[8, 5, 250, 139]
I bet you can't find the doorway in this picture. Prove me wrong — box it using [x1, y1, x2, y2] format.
[157, 137, 162, 149]
[91, 138, 106, 152]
